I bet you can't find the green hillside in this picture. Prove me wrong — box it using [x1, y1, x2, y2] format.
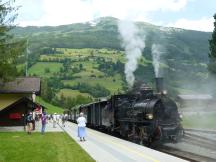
[36, 97, 64, 114]
[13, 17, 212, 109]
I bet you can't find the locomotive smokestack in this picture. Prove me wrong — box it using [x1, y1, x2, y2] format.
[155, 77, 164, 93]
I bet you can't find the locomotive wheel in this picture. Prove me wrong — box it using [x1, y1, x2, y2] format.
[148, 137, 152, 146]
[142, 137, 152, 147]
[138, 127, 145, 145]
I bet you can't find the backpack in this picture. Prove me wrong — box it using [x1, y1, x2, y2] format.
[26, 114, 33, 122]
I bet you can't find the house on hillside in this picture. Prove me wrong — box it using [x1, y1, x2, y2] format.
[0, 77, 42, 126]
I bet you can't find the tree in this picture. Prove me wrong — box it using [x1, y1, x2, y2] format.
[209, 13, 216, 74]
[79, 63, 83, 70]
[0, 0, 25, 82]
[208, 13, 216, 96]
[40, 78, 55, 102]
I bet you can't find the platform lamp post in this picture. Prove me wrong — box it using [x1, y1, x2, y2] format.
[25, 39, 30, 77]
[22, 113, 25, 132]
[32, 91, 36, 103]
[32, 91, 36, 130]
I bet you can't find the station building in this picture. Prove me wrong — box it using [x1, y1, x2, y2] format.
[0, 77, 41, 126]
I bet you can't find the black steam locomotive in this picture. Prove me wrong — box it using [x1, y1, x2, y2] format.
[68, 78, 184, 146]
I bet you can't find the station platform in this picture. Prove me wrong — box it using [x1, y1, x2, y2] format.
[62, 122, 188, 162]
[0, 121, 63, 132]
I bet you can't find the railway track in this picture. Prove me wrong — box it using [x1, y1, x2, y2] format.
[184, 128, 216, 134]
[183, 132, 216, 151]
[157, 145, 216, 162]
[156, 129, 216, 162]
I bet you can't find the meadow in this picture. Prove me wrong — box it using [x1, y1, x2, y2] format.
[36, 97, 64, 114]
[29, 62, 63, 77]
[29, 48, 125, 99]
[0, 132, 95, 162]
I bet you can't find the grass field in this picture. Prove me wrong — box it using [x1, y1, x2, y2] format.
[0, 132, 95, 162]
[63, 74, 123, 94]
[28, 62, 63, 77]
[58, 89, 91, 98]
[40, 48, 125, 63]
[36, 97, 64, 114]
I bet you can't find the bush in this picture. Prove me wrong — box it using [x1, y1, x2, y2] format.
[70, 83, 110, 98]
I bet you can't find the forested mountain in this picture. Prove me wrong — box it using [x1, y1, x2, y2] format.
[12, 17, 212, 108]
[13, 17, 211, 57]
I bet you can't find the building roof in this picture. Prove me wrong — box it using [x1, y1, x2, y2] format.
[0, 96, 42, 112]
[177, 94, 213, 100]
[0, 94, 24, 111]
[0, 77, 40, 94]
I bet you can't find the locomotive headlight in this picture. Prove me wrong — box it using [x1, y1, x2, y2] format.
[162, 90, 167, 95]
[146, 114, 153, 120]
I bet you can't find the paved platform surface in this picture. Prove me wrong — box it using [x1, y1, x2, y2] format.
[0, 120, 63, 132]
[62, 122, 188, 162]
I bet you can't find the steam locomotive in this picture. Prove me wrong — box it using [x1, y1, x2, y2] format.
[68, 78, 184, 146]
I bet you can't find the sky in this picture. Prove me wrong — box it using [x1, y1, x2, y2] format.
[14, 0, 216, 32]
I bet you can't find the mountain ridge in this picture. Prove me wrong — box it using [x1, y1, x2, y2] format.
[14, 16, 212, 97]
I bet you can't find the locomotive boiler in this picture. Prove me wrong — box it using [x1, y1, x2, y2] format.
[69, 78, 184, 146]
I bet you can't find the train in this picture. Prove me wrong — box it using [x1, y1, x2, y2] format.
[67, 77, 184, 146]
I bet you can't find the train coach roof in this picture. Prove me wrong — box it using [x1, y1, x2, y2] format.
[80, 100, 108, 108]
[177, 94, 213, 100]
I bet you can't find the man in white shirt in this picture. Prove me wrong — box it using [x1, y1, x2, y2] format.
[53, 113, 57, 128]
[77, 112, 87, 141]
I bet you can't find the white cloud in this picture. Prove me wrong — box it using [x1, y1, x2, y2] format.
[166, 17, 214, 32]
[16, 0, 189, 26]
[16, 0, 214, 32]
[90, 0, 188, 19]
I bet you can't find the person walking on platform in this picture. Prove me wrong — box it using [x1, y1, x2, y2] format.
[26, 111, 33, 134]
[41, 111, 47, 134]
[53, 113, 57, 128]
[32, 111, 36, 130]
[77, 112, 87, 141]
[62, 114, 68, 127]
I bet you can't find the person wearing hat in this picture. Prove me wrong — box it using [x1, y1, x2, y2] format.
[77, 112, 87, 141]
[53, 113, 57, 128]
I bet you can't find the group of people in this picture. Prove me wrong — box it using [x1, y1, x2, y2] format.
[51, 113, 68, 128]
[25, 111, 47, 134]
[25, 111, 87, 142]
[25, 111, 69, 134]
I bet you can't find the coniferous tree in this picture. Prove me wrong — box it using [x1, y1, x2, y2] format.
[0, 0, 25, 82]
[208, 13, 216, 96]
[209, 13, 216, 74]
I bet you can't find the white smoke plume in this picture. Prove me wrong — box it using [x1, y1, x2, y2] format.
[151, 44, 163, 77]
[118, 20, 145, 88]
